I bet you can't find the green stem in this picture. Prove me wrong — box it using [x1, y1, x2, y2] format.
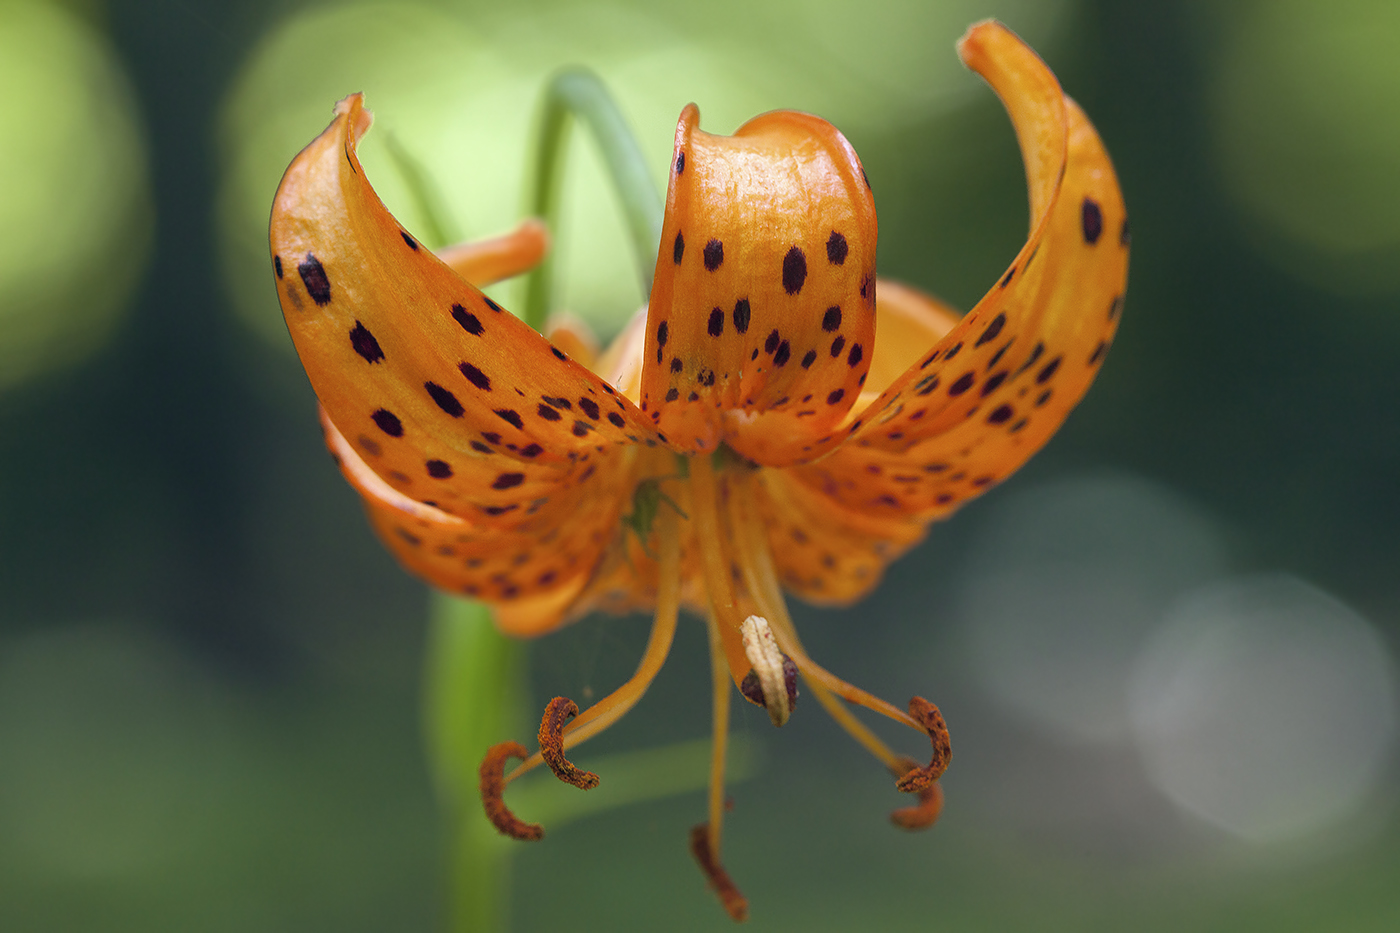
[520, 67, 664, 331]
[383, 131, 461, 249]
[423, 592, 524, 933]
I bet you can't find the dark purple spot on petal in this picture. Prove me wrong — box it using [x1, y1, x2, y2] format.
[782, 246, 807, 295]
[492, 472, 525, 489]
[371, 408, 403, 437]
[732, 299, 751, 334]
[975, 312, 1006, 347]
[826, 231, 848, 265]
[298, 254, 331, 305]
[1082, 197, 1103, 244]
[459, 362, 491, 391]
[426, 382, 464, 416]
[452, 304, 483, 335]
[349, 321, 383, 363]
[703, 239, 724, 271]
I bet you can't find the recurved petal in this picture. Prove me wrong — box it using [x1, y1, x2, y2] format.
[270, 94, 659, 533]
[641, 105, 877, 466]
[747, 468, 927, 606]
[794, 21, 1128, 521]
[322, 407, 633, 636]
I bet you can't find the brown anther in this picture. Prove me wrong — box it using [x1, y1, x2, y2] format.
[689, 823, 749, 922]
[538, 696, 600, 789]
[889, 754, 945, 830]
[894, 696, 951, 793]
[479, 741, 543, 840]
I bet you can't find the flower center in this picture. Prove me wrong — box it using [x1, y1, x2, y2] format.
[479, 447, 950, 923]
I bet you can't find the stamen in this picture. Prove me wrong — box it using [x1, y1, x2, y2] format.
[696, 595, 743, 920]
[538, 697, 600, 789]
[688, 453, 751, 682]
[689, 823, 749, 921]
[889, 754, 945, 830]
[726, 474, 921, 739]
[738, 614, 798, 726]
[479, 741, 544, 840]
[894, 696, 952, 792]
[502, 500, 683, 784]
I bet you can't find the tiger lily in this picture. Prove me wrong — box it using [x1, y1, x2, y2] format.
[269, 20, 1126, 921]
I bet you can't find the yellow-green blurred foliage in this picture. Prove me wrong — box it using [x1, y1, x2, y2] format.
[0, 0, 152, 390]
[1207, 0, 1400, 294]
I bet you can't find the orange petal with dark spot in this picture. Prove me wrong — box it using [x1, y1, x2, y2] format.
[643, 104, 877, 466]
[794, 20, 1129, 521]
[321, 406, 630, 637]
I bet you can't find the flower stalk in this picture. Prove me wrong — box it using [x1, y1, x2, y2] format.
[520, 67, 664, 329]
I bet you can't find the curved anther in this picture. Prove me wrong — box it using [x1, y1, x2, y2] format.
[539, 696, 601, 789]
[689, 823, 749, 922]
[894, 696, 951, 793]
[738, 615, 798, 727]
[479, 741, 544, 841]
[889, 754, 946, 831]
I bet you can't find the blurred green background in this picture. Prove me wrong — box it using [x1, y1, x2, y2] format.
[2, 0, 1399, 930]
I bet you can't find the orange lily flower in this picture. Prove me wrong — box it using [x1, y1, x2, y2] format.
[270, 20, 1126, 920]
